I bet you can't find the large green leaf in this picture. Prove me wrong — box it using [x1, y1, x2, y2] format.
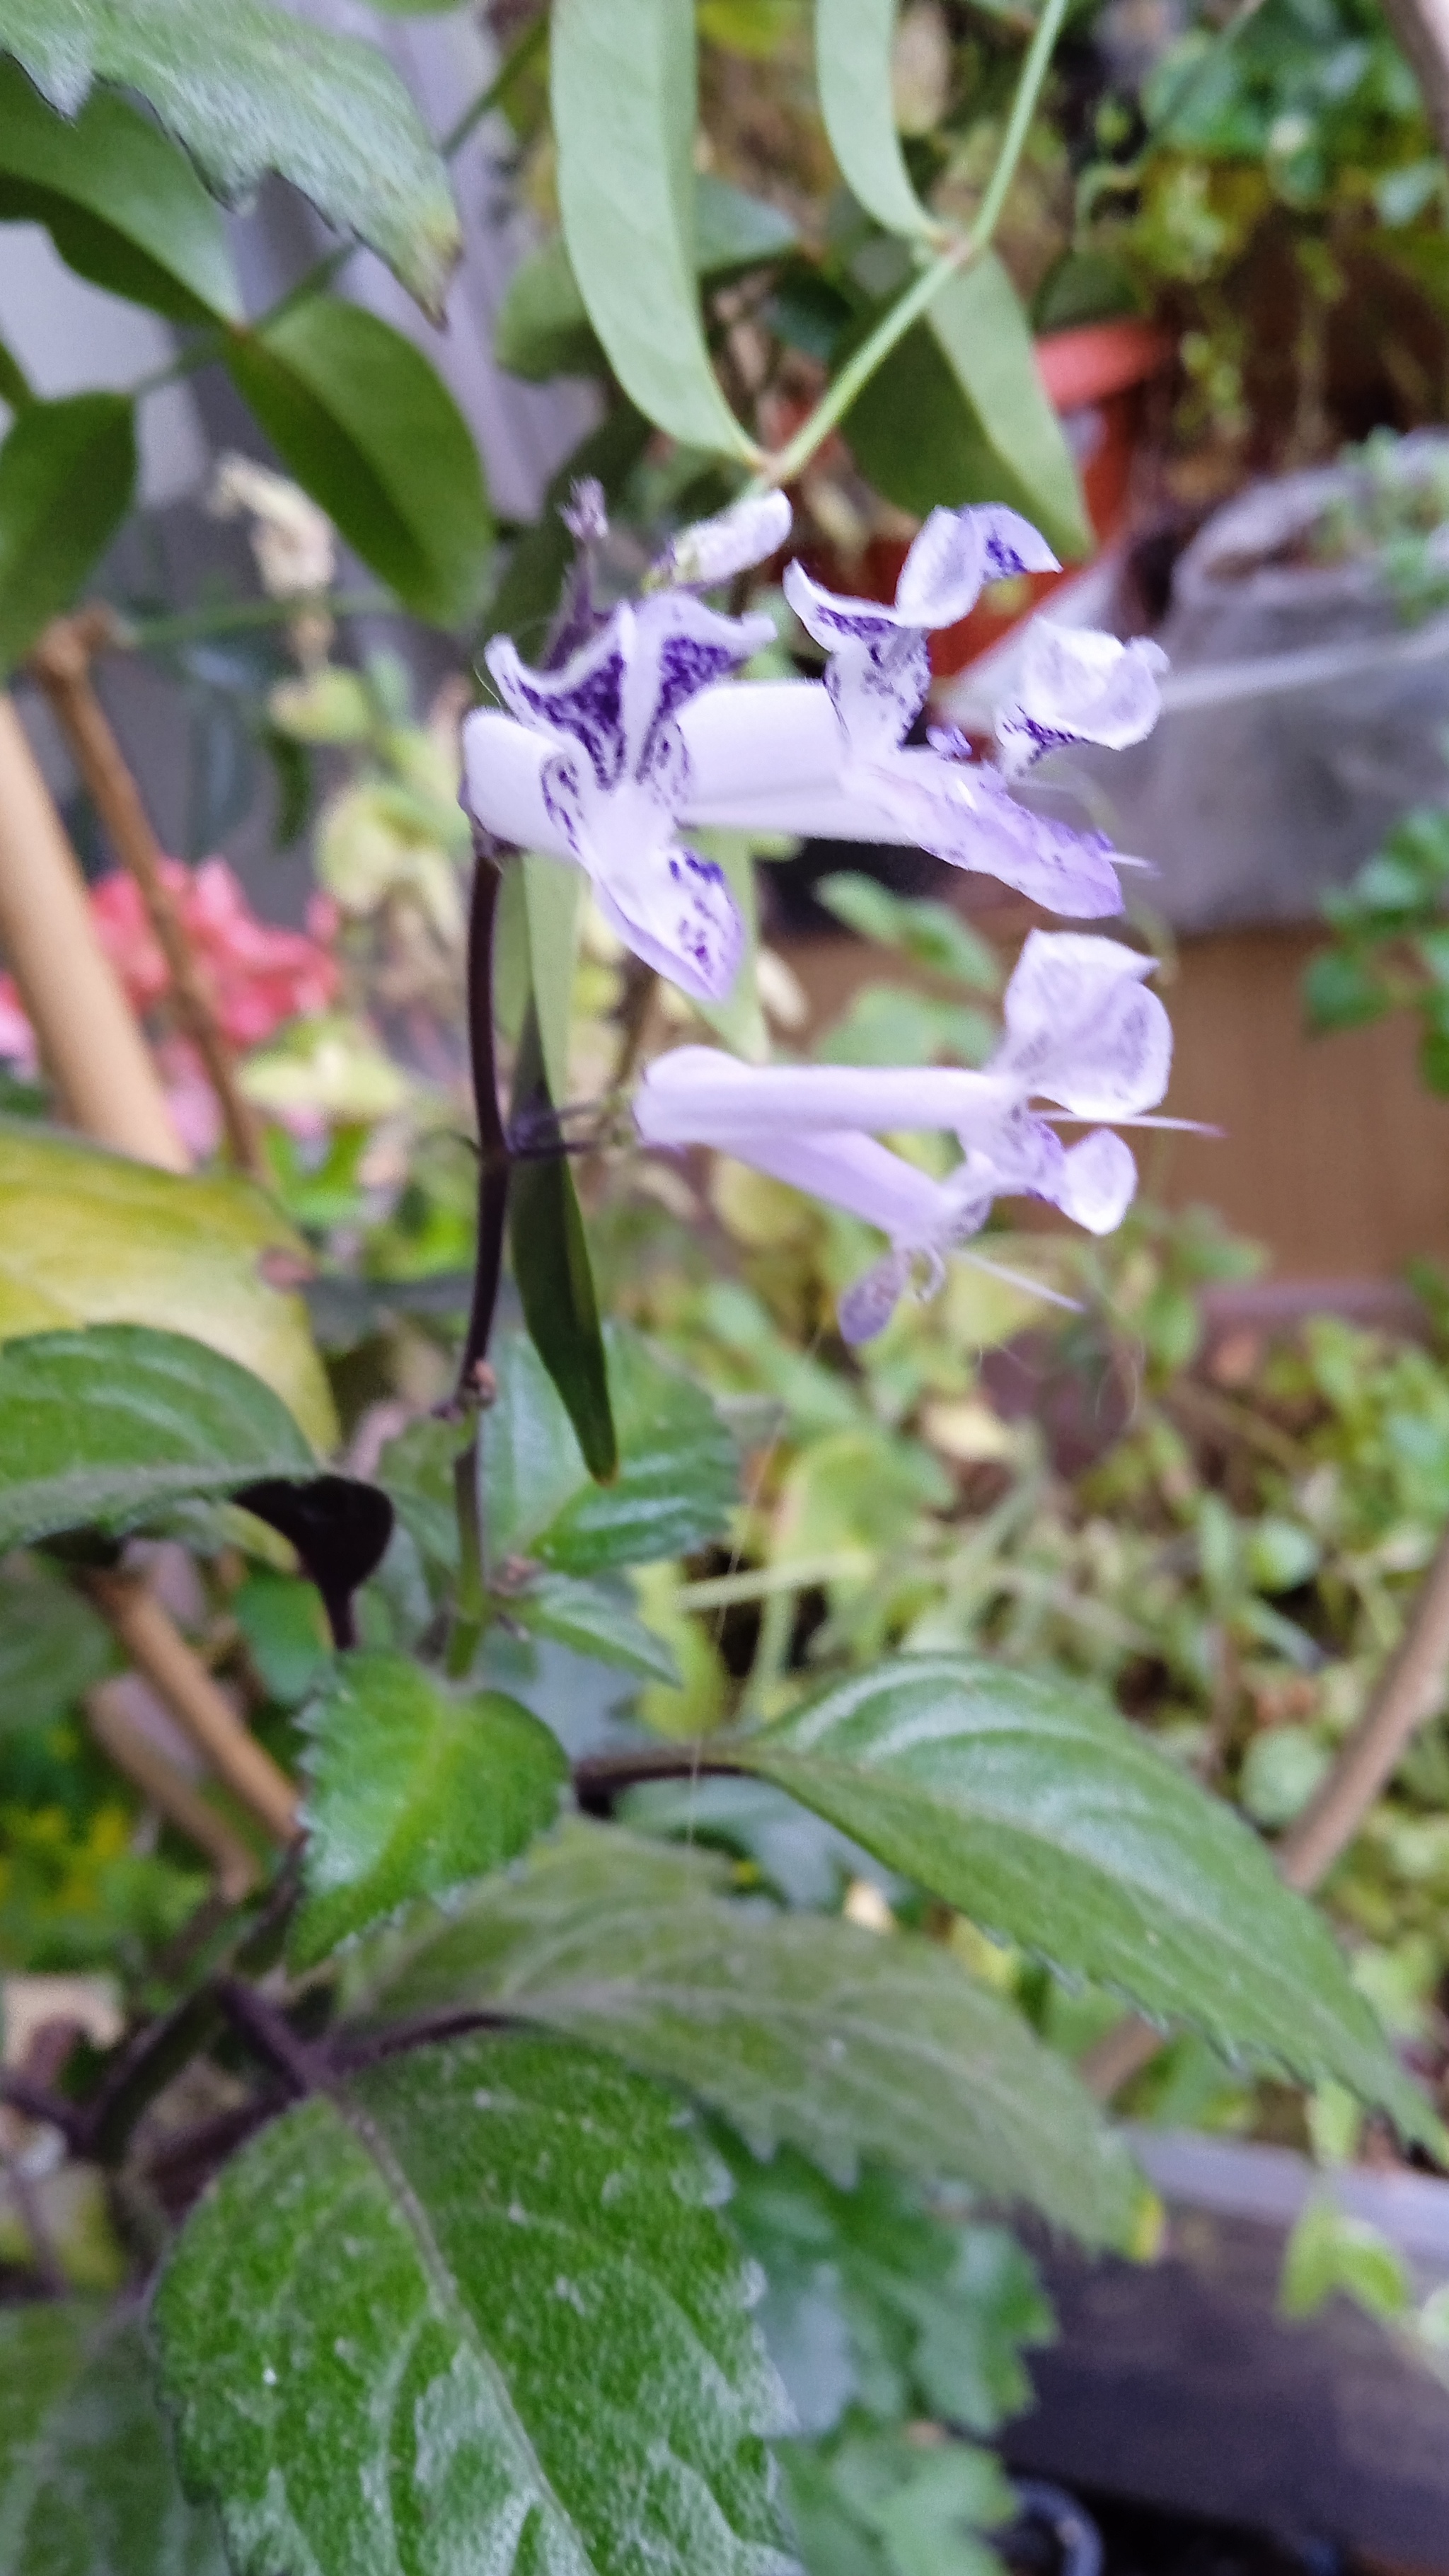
[154, 2032, 790, 2576]
[0, 0, 459, 313]
[291, 1649, 567, 1968]
[730, 1655, 1428, 2127]
[226, 299, 492, 630]
[0, 1559, 112, 1733]
[815, 0, 937, 241]
[0, 1117, 337, 1448]
[0, 1325, 316, 1552]
[0, 2304, 226, 2572]
[551, 0, 757, 458]
[0, 393, 135, 677]
[507, 998, 617, 1483]
[485, 1324, 737, 1574]
[0, 59, 241, 323]
[843, 256, 1089, 559]
[343, 1825, 1140, 2243]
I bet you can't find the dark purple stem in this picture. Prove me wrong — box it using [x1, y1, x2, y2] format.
[456, 840, 511, 1401]
[571, 1748, 749, 1815]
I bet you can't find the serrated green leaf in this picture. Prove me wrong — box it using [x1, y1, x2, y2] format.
[154, 2032, 790, 2576]
[0, 0, 459, 313]
[730, 1654, 1428, 2128]
[0, 1325, 316, 1552]
[0, 58, 241, 323]
[551, 0, 757, 458]
[0, 1559, 112, 1733]
[508, 999, 616, 1482]
[509, 1573, 682, 1685]
[843, 257, 1089, 560]
[0, 393, 134, 676]
[815, 0, 939, 241]
[343, 1824, 1140, 2243]
[486, 1324, 737, 1573]
[291, 1650, 567, 1968]
[0, 2303, 226, 2572]
[226, 299, 492, 629]
[0, 1118, 337, 1448]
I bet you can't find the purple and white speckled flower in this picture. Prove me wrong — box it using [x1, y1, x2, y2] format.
[635, 930, 1177, 1339]
[468, 589, 775, 1003]
[995, 623, 1168, 780]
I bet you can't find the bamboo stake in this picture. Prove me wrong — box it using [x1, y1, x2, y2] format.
[86, 1687, 260, 1904]
[30, 613, 266, 1179]
[0, 695, 185, 1167]
[83, 1572, 299, 1848]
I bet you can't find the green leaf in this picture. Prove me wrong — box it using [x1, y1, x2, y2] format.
[1279, 2195, 1412, 2323]
[0, 0, 460, 314]
[0, 2303, 226, 2572]
[814, 876, 999, 992]
[233, 1567, 332, 1709]
[729, 1654, 1429, 2128]
[0, 1324, 316, 1552]
[0, 393, 134, 676]
[291, 1649, 567, 1968]
[815, 0, 938, 241]
[695, 173, 800, 272]
[343, 1824, 1141, 2243]
[226, 299, 492, 629]
[154, 2031, 790, 2576]
[0, 333, 31, 410]
[509, 1573, 682, 1685]
[843, 255, 1090, 560]
[520, 856, 583, 1104]
[486, 1323, 737, 1573]
[507, 999, 617, 1482]
[0, 1559, 112, 1733]
[551, 0, 757, 458]
[0, 58, 241, 323]
[0, 1117, 337, 1449]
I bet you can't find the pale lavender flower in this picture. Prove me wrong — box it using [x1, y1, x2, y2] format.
[657, 490, 793, 591]
[995, 623, 1168, 779]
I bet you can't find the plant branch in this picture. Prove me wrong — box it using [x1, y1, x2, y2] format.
[86, 1686, 260, 1903]
[443, 13, 549, 160]
[214, 1978, 322, 2098]
[125, 588, 391, 654]
[571, 1747, 747, 1815]
[751, 0, 1071, 492]
[31, 611, 267, 1179]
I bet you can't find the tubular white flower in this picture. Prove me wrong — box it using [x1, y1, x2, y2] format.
[995, 624, 1169, 779]
[658, 490, 793, 590]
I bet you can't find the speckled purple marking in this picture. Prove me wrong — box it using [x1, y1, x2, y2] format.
[516, 649, 627, 787]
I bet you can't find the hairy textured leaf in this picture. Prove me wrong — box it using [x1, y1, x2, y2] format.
[486, 1324, 737, 1574]
[0, 0, 459, 312]
[154, 2033, 792, 2576]
[551, 0, 756, 458]
[509, 999, 616, 1481]
[815, 0, 937, 241]
[0, 1560, 112, 1732]
[509, 1573, 681, 1685]
[291, 1650, 567, 1968]
[0, 393, 134, 676]
[732, 1655, 1427, 2126]
[843, 257, 1089, 559]
[344, 1825, 1139, 2243]
[0, 1325, 316, 1552]
[0, 1118, 337, 1448]
[0, 2304, 225, 2572]
[0, 59, 241, 322]
[226, 299, 492, 629]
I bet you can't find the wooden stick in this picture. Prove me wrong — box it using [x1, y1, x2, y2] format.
[30, 613, 266, 1179]
[0, 695, 185, 1167]
[1083, 1520, 1449, 2102]
[1379, 0, 1449, 158]
[85, 1687, 261, 1904]
[83, 1571, 299, 1847]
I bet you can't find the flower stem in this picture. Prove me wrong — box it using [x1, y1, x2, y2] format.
[124, 589, 391, 653]
[751, 0, 1071, 495]
[443, 13, 548, 160]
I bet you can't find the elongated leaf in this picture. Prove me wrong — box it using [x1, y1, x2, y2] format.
[0, 332, 30, 410]
[291, 1650, 567, 1968]
[154, 2032, 791, 2576]
[486, 1324, 737, 1573]
[0, 59, 241, 323]
[508, 998, 616, 1481]
[226, 299, 492, 629]
[0, 393, 134, 676]
[729, 1655, 1428, 2127]
[815, 0, 937, 241]
[0, 1560, 112, 1733]
[0, 1119, 337, 1448]
[551, 0, 756, 458]
[843, 256, 1089, 559]
[344, 1825, 1141, 2243]
[0, 0, 459, 313]
[509, 1573, 681, 1685]
[0, 1325, 316, 1552]
[0, 2304, 225, 2572]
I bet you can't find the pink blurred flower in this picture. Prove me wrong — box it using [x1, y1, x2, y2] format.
[91, 857, 339, 1049]
[0, 975, 37, 1078]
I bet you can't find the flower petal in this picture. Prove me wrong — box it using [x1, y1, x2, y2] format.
[783, 560, 929, 761]
[996, 624, 1167, 778]
[595, 841, 744, 1005]
[1051, 1128, 1138, 1232]
[838, 1248, 914, 1345]
[895, 504, 1058, 629]
[662, 491, 792, 589]
[462, 708, 570, 855]
[486, 616, 628, 790]
[995, 930, 1171, 1117]
[634, 1044, 1009, 1147]
[855, 749, 1125, 918]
